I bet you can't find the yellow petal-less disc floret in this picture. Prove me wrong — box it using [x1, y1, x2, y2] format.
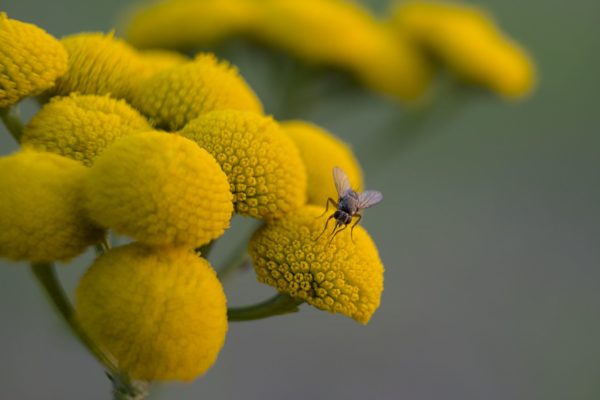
[138, 49, 189, 80]
[84, 131, 233, 247]
[22, 94, 152, 166]
[181, 110, 307, 220]
[282, 120, 362, 206]
[76, 243, 227, 381]
[0, 13, 68, 107]
[249, 205, 384, 324]
[51, 32, 146, 100]
[0, 150, 104, 262]
[391, 1, 536, 99]
[125, 0, 259, 50]
[131, 53, 263, 131]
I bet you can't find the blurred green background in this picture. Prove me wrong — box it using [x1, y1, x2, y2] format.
[1, 0, 599, 399]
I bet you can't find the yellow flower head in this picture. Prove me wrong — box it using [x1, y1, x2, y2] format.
[0, 13, 68, 108]
[249, 205, 384, 324]
[138, 49, 189, 80]
[282, 120, 362, 206]
[391, 1, 536, 98]
[125, 0, 259, 50]
[51, 32, 146, 100]
[131, 53, 263, 131]
[76, 243, 227, 381]
[22, 94, 151, 166]
[181, 110, 307, 220]
[0, 150, 104, 262]
[84, 131, 233, 247]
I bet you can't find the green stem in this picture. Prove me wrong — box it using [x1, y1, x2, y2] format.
[228, 293, 303, 322]
[0, 106, 24, 143]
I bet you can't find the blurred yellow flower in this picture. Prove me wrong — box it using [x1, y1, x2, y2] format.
[52, 32, 146, 100]
[0, 150, 104, 262]
[76, 243, 227, 381]
[249, 205, 384, 324]
[125, 0, 259, 50]
[282, 120, 362, 206]
[0, 13, 68, 108]
[391, 1, 536, 98]
[84, 131, 233, 247]
[181, 110, 307, 220]
[131, 53, 263, 131]
[138, 49, 189, 80]
[22, 94, 151, 166]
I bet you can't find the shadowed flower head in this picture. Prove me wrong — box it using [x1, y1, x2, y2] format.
[22, 94, 151, 166]
[131, 53, 263, 131]
[181, 110, 307, 220]
[76, 243, 227, 381]
[282, 120, 362, 206]
[0, 150, 104, 262]
[0, 13, 68, 108]
[84, 131, 233, 247]
[249, 205, 384, 324]
[391, 1, 536, 98]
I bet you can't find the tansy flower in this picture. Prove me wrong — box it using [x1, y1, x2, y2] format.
[22, 94, 151, 166]
[391, 1, 535, 98]
[282, 120, 362, 206]
[76, 243, 227, 381]
[138, 49, 189, 80]
[131, 53, 263, 131]
[84, 131, 232, 247]
[125, 0, 259, 50]
[0, 150, 104, 262]
[181, 110, 307, 220]
[51, 32, 147, 100]
[0, 13, 68, 108]
[249, 205, 384, 324]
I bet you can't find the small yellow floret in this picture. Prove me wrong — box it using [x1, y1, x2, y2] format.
[22, 94, 151, 166]
[138, 49, 189, 80]
[392, 1, 536, 98]
[125, 0, 259, 50]
[0, 150, 104, 262]
[52, 32, 146, 100]
[0, 13, 68, 107]
[84, 131, 233, 247]
[249, 205, 384, 324]
[282, 120, 362, 206]
[132, 53, 263, 131]
[76, 243, 227, 381]
[181, 110, 307, 220]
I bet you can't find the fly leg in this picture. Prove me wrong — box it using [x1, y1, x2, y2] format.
[316, 198, 338, 218]
[350, 214, 362, 241]
[328, 223, 348, 245]
[315, 214, 335, 241]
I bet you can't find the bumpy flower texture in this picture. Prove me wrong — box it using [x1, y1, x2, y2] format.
[0, 150, 104, 262]
[282, 120, 362, 206]
[22, 94, 151, 166]
[138, 49, 188, 80]
[76, 243, 227, 381]
[391, 1, 535, 98]
[181, 110, 306, 220]
[132, 54, 263, 131]
[249, 206, 384, 324]
[52, 32, 147, 100]
[84, 131, 232, 247]
[0, 13, 68, 108]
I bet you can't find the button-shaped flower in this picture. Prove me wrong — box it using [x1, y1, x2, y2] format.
[22, 94, 151, 166]
[131, 53, 263, 131]
[0, 150, 104, 262]
[76, 243, 227, 381]
[84, 131, 233, 247]
[0, 13, 68, 108]
[282, 120, 362, 206]
[138, 49, 188, 80]
[249, 205, 384, 324]
[181, 110, 307, 220]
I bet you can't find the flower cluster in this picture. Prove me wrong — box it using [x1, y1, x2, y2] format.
[123, 0, 535, 100]
[0, 11, 385, 389]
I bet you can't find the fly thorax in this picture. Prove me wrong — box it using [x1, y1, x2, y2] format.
[338, 191, 359, 214]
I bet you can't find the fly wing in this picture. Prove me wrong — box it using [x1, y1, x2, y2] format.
[357, 190, 383, 209]
[333, 166, 352, 197]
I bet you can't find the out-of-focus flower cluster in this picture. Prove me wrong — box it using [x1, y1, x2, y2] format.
[125, 0, 536, 100]
[0, 9, 383, 385]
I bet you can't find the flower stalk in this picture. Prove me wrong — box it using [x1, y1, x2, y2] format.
[228, 293, 303, 322]
[0, 106, 24, 143]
